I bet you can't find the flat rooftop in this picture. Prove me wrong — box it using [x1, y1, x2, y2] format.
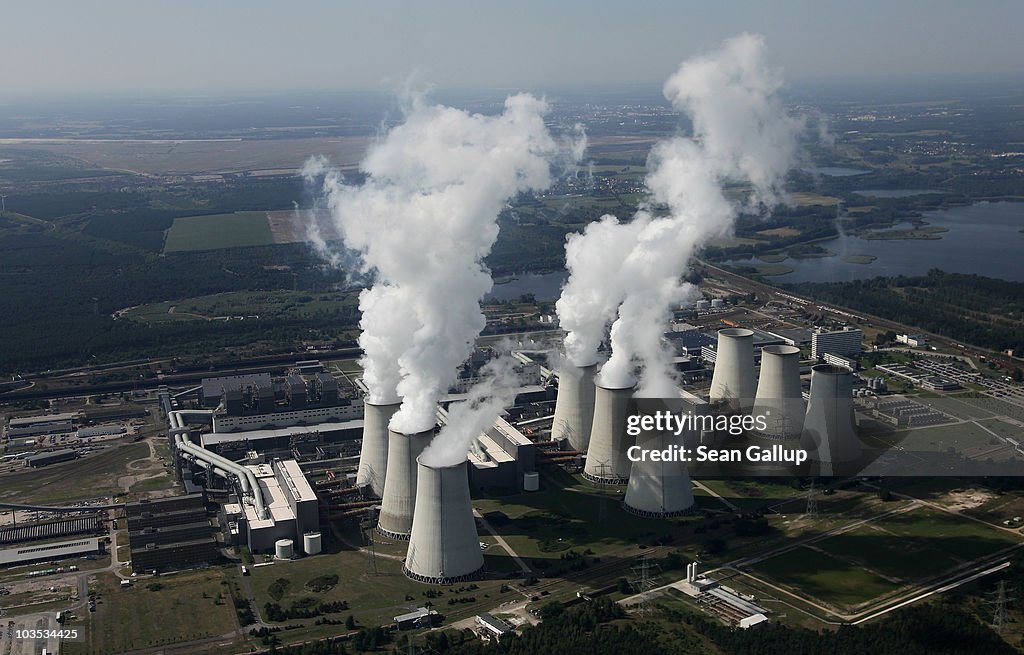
[9, 412, 79, 427]
[200, 420, 363, 446]
[0, 537, 100, 566]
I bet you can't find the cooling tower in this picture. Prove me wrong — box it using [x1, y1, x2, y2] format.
[751, 345, 805, 440]
[709, 328, 756, 412]
[801, 364, 861, 472]
[551, 363, 597, 451]
[377, 428, 433, 540]
[356, 400, 400, 496]
[404, 458, 485, 584]
[583, 382, 636, 484]
[624, 430, 695, 518]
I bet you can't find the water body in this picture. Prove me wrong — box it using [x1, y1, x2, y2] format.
[487, 271, 568, 302]
[723, 201, 1024, 283]
[803, 166, 871, 177]
[854, 189, 944, 198]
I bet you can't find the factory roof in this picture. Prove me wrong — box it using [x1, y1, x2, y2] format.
[199, 420, 362, 446]
[24, 449, 77, 464]
[201, 373, 273, 399]
[0, 537, 101, 566]
[767, 328, 813, 345]
[476, 612, 512, 636]
[469, 435, 515, 466]
[9, 412, 79, 427]
[277, 459, 316, 502]
[244, 464, 299, 528]
[491, 416, 532, 447]
[394, 607, 434, 623]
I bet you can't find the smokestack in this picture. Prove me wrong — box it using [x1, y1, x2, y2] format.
[709, 328, 756, 412]
[356, 400, 400, 496]
[377, 428, 433, 540]
[404, 458, 485, 584]
[751, 345, 805, 440]
[801, 364, 861, 473]
[686, 563, 694, 582]
[551, 363, 597, 451]
[583, 382, 636, 484]
[624, 430, 695, 518]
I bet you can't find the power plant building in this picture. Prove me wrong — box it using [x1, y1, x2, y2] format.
[583, 383, 636, 484]
[751, 345, 805, 440]
[126, 495, 218, 573]
[357, 401, 400, 496]
[801, 365, 862, 474]
[709, 328, 757, 412]
[550, 364, 596, 451]
[467, 416, 537, 493]
[810, 327, 863, 360]
[378, 429, 434, 540]
[223, 460, 319, 554]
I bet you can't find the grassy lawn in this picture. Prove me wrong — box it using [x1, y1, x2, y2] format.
[0, 441, 149, 503]
[163, 211, 274, 253]
[63, 569, 239, 655]
[751, 545, 897, 608]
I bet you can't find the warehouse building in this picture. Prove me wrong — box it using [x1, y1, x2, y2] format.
[0, 537, 104, 568]
[25, 449, 79, 468]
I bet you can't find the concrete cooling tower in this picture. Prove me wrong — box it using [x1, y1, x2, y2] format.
[356, 400, 400, 497]
[801, 364, 862, 473]
[377, 428, 433, 540]
[709, 328, 756, 412]
[404, 458, 485, 584]
[751, 345, 805, 440]
[551, 363, 597, 451]
[624, 429, 695, 518]
[583, 382, 636, 484]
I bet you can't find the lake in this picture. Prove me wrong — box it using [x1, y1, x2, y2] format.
[487, 271, 568, 302]
[722, 201, 1024, 283]
[853, 189, 944, 198]
[803, 166, 871, 177]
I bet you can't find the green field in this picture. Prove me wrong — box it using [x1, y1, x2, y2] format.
[163, 211, 274, 252]
[123, 289, 359, 324]
[752, 545, 897, 607]
[63, 569, 240, 655]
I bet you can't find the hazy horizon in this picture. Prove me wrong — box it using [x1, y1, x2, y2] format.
[2, 1, 1022, 97]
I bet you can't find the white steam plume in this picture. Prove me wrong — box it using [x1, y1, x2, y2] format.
[308, 92, 565, 432]
[420, 350, 524, 467]
[557, 33, 802, 396]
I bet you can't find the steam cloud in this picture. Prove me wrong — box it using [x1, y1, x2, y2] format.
[556, 33, 802, 396]
[419, 349, 524, 467]
[306, 92, 565, 439]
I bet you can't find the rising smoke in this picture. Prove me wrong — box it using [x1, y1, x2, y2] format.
[556, 33, 802, 397]
[306, 92, 568, 441]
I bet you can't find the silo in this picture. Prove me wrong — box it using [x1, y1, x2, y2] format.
[303, 532, 322, 556]
[523, 471, 540, 491]
[709, 328, 756, 412]
[801, 364, 861, 473]
[623, 430, 695, 517]
[752, 345, 805, 440]
[404, 458, 485, 584]
[583, 382, 636, 484]
[551, 364, 597, 451]
[377, 428, 433, 540]
[356, 400, 401, 496]
[275, 539, 294, 560]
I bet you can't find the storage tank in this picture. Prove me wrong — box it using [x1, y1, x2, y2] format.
[583, 382, 636, 484]
[523, 471, 540, 492]
[550, 363, 597, 451]
[710, 298, 725, 309]
[356, 400, 401, 497]
[303, 532, 322, 556]
[801, 364, 862, 475]
[377, 428, 433, 540]
[275, 539, 294, 560]
[752, 345, 805, 440]
[695, 299, 711, 311]
[404, 458, 485, 584]
[709, 328, 756, 412]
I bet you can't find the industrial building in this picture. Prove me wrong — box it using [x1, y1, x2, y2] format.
[378, 428, 434, 540]
[6, 413, 79, 439]
[550, 364, 596, 451]
[708, 328, 756, 412]
[0, 537, 104, 568]
[583, 383, 637, 484]
[0, 515, 103, 546]
[24, 449, 79, 468]
[801, 365, 862, 474]
[751, 345, 805, 440]
[468, 416, 537, 493]
[357, 400, 400, 497]
[125, 495, 218, 573]
[810, 326, 863, 360]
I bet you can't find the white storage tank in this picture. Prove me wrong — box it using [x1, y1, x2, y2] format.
[303, 532, 322, 556]
[523, 472, 540, 492]
[710, 298, 725, 309]
[275, 538, 294, 560]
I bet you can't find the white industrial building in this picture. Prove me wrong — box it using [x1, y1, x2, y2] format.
[810, 326, 863, 360]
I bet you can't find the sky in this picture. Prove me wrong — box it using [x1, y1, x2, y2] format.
[3, 0, 1022, 96]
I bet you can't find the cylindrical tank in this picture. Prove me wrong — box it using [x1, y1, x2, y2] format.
[377, 428, 433, 540]
[551, 364, 597, 451]
[752, 345, 805, 440]
[275, 539, 294, 560]
[356, 400, 400, 497]
[583, 382, 636, 484]
[801, 364, 861, 474]
[303, 532, 322, 556]
[710, 298, 725, 309]
[523, 471, 540, 492]
[695, 299, 710, 311]
[404, 458, 485, 584]
[709, 328, 756, 412]
[624, 429, 695, 518]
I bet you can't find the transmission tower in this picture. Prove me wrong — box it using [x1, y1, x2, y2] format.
[986, 580, 1015, 632]
[805, 479, 819, 519]
[360, 519, 378, 575]
[628, 555, 662, 613]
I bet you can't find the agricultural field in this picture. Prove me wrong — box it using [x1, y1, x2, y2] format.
[163, 211, 275, 253]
